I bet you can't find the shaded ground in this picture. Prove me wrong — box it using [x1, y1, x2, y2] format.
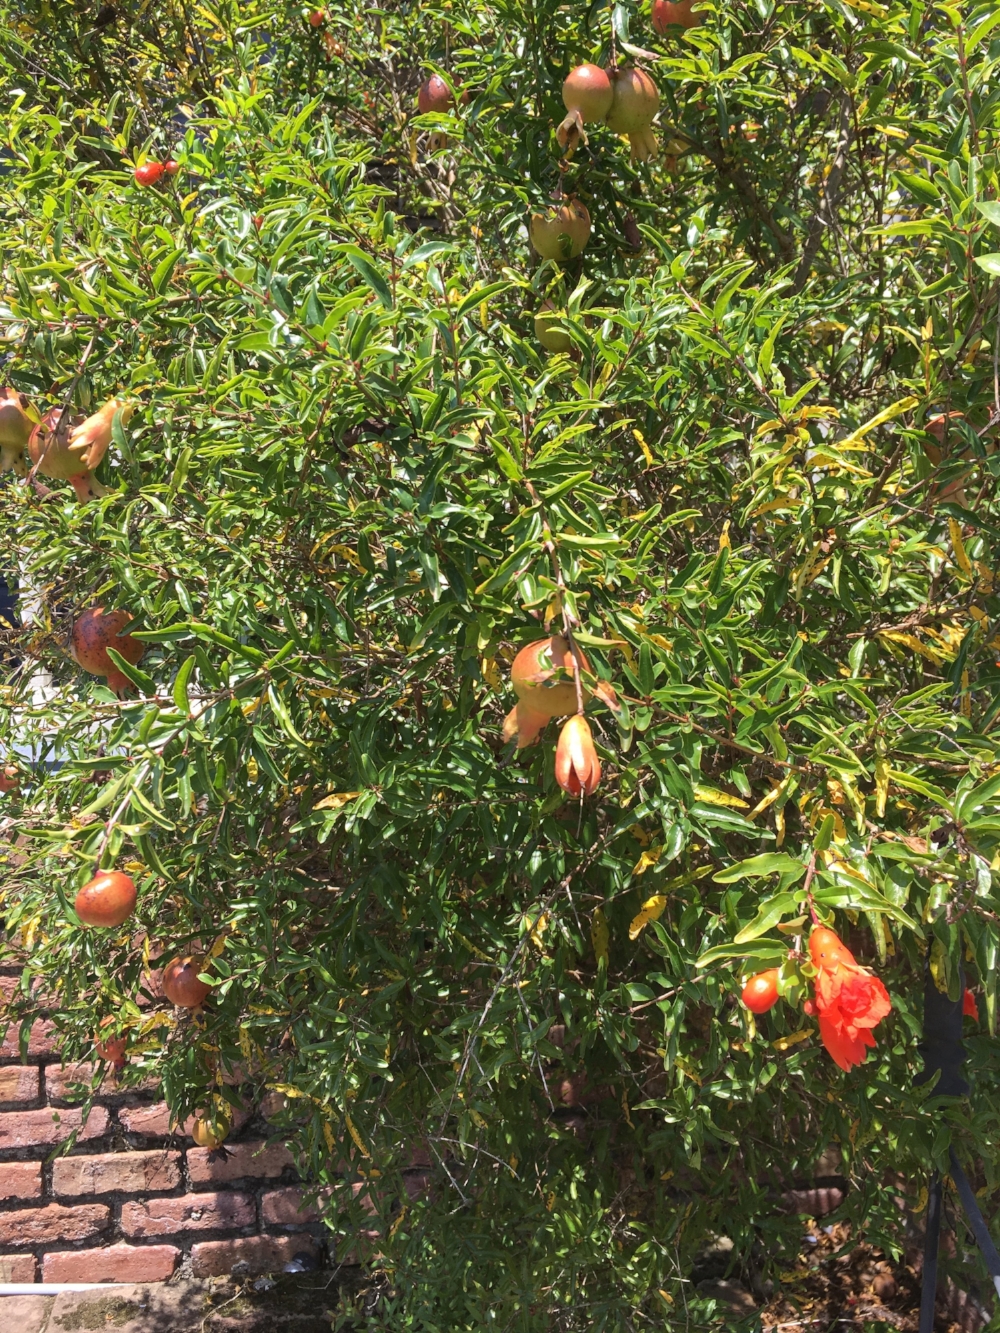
[750, 1221, 989, 1333]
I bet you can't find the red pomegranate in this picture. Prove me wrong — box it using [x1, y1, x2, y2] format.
[418, 74, 457, 114]
[558, 64, 614, 151]
[529, 199, 591, 261]
[75, 870, 136, 927]
[534, 301, 573, 354]
[162, 957, 212, 1008]
[652, 0, 701, 31]
[71, 608, 146, 695]
[163, 160, 180, 176]
[0, 766, 19, 794]
[308, 8, 325, 25]
[562, 63, 614, 122]
[134, 162, 165, 186]
[0, 387, 32, 477]
[606, 66, 660, 162]
[94, 1017, 128, 1068]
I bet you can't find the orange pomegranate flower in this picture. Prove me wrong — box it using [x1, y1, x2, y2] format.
[554, 715, 601, 797]
[808, 927, 891, 1072]
[963, 988, 979, 1020]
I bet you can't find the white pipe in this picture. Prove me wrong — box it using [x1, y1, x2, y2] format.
[0, 1283, 113, 1294]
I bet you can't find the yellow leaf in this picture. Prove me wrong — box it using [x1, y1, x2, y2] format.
[632, 428, 654, 467]
[838, 395, 918, 448]
[590, 907, 609, 966]
[123, 860, 145, 875]
[929, 938, 949, 994]
[772, 1028, 813, 1051]
[632, 843, 664, 875]
[629, 823, 651, 848]
[629, 894, 667, 940]
[323, 1121, 336, 1153]
[961, 668, 971, 718]
[313, 791, 361, 811]
[718, 520, 731, 551]
[949, 519, 972, 576]
[524, 912, 549, 949]
[246, 756, 259, 781]
[345, 1114, 371, 1158]
[207, 933, 228, 959]
[389, 1203, 408, 1237]
[693, 784, 748, 810]
[748, 775, 790, 820]
[481, 657, 502, 690]
[875, 756, 889, 818]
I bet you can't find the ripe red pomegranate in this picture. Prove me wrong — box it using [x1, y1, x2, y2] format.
[0, 766, 19, 794]
[741, 969, 780, 1014]
[134, 162, 165, 186]
[562, 63, 614, 122]
[162, 957, 212, 1008]
[163, 160, 180, 176]
[652, 0, 701, 31]
[75, 870, 136, 927]
[308, 8, 325, 24]
[94, 1017, 128, 1068]
[606, 66, 660, 162]
[71, 608, 146, 694]
[558, 64, 614, 151]
[529, 199, 591, 261]
[534, 302, 573, 354]
[418, 74, 455, 114]
[0, 387, 32, 477]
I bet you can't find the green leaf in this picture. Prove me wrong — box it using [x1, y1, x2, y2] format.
[733, 892, 800, 943]
[713, 854, 805, 884]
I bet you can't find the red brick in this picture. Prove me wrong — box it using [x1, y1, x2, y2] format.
[0, 1020, 58, 1058]
[191, 1234, 318, 1278]
[0, 1202, 109, 1245]
[188, 1140, 294, 1185]
[53, 1150, 181, 1197]
[261, 1186, 325, 1226]
[45, 1062, 105, 1104]
[43, 1243, 180, 1284]
[0, 1106, 109, 1149]
[118, 1102, 194, 1137]
[121, 1191, 255, 1238]
[0, 1162, 42, 1200]
[119, 1101, 248, 1138]
[0, 1253, 37, 1281]
[0, 1066, 39, 1105]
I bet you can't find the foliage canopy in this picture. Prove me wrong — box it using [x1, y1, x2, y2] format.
[3, 0, 1000, 1326]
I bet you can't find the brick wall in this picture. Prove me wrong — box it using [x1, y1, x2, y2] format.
[0, 975, 328, 1285]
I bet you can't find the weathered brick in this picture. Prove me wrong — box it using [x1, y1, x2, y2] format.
[52, 1150, 181, 1197]
[121, 1191, 255, 1238]
[261, 1186, 325, 1226]
[43, 1243, 180, 1284]
[45, 1062, 105, 1104]
[0, 1202, 109, 1245]
[0, 1162, 42, 1200]
[0, 1066, 40, 1105]
[0, 1020, 58, 1058]
[191, 1234, 318, 1278]
[188, 1140, 294, 1185]
[117, 1102, 194, 1137]
[0, 1106, 109, 1150]
[0, 1253, 37, 1281]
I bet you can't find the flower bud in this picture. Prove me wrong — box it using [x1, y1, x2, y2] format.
[555, 715, 601, 797]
